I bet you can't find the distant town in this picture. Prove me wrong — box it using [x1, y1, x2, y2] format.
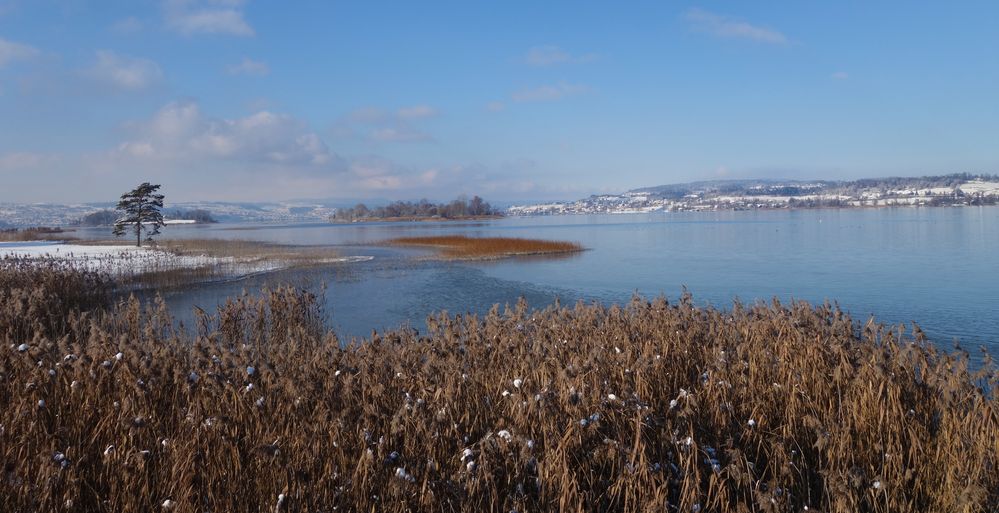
[508, 174, 999, 216]
[1, 174, 997, 227]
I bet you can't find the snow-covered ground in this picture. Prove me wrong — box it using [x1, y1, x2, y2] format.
[507, 203, 569, 215]
[1, 241, 372, 282]
[1, 241, 226, 274]
[959, 180, 999, 196]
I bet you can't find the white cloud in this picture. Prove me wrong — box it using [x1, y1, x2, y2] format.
[87, 50, 163, 91]
[512, 82, 589, 102]
[0, 96, 561, 202]
[227, 57, 269, 76]
[164, 0, 254, 37]
[0, 99, 556, 202]
[0, 37, 40, 68]
[685, 8, 788, 45]
[420, 168, 438, 184]
[524, 45, 598, 67]
[82, 101, 366, 201]
[112, 17, 144, 34]
[396, 104, 437, 120]
[115, 100, 332, 165]
[338, 155, 412, 192]
[831, 71, 849, 80]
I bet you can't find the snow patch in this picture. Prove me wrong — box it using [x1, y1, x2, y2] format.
[1, 241, 374, 282]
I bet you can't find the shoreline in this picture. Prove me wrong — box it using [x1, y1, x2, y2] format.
[329, 214, 504, 224]
[507, 202, 999, 217]
[384, 235, 584, 261]
[0, 240, 373, 290]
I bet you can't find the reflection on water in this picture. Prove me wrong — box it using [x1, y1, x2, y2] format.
[110, 207, 998, 360]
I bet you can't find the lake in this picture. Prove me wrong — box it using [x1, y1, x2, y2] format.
[80, 207, 998, 360]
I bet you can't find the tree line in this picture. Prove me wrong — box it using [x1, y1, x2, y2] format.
[74, 208, 216, 227]
[828, 173, 999, 194]
[332, 196, 503, 221]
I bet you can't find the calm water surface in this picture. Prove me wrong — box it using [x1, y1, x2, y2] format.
[86, 207, 998, 358]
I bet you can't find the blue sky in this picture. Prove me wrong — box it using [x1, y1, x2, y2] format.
[1, 1, 997, 203]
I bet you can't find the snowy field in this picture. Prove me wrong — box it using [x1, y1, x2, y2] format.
[959, 180, 999, 195]
[0, 241, 372, 282]
[1, 241, 228, 275]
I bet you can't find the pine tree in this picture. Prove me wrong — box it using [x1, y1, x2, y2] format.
[112, 182, 165, 247]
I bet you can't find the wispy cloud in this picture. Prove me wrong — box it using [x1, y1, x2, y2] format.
[685, 8, 788, 45]
[112, 16, 144, 34]
[335, 105, 437, 143]
[0, 37, 40, 68]
[102, 102, 460, 199]
[114, 100, 332, 165]
[485, 101, 505, 112]
[83, 100, 437, 201]
[524, 45, 598, 67]
[227, 57, 269, 76]
[831, 71, 849, 80]
[3, 97, 560, 201]
[396, 104, 437, 120]
[512, 82, 589, 103]
[164, 0, 254, 37]
[0, 151, 61, 170]
[86, 51, 163, 91]
[370, 126, 433, 143]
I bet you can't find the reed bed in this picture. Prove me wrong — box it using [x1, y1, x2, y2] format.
[387, 235, 584, 260]
[153, 239, 340, 264]
[2, 248, 242, 291]
[75, 238, 343, 266]
[0, 264, 996, 512]
[0, 227, 74, 242]
[128, 239, 349, 289]
[7, 239, 350, 290]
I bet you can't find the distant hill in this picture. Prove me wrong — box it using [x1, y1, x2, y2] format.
[0, 201, 338, 227]
[630, 174, 996, 198]
[509, 173, 999, 216]
[631, 179, 835, 198]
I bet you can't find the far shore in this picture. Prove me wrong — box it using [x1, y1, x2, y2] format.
[329, 214, 504, 224]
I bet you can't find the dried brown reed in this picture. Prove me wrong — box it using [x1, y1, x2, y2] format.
[75, 238, 340, 264]
[387, 235, 584, 260]
[0, 264, 996, 512]
[0, 227, 75, 242]
[144, 239, 344, 289]
[155, 239, 338, 262]
[66, 239, 345, 289]
[0, 257, 112, 340]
